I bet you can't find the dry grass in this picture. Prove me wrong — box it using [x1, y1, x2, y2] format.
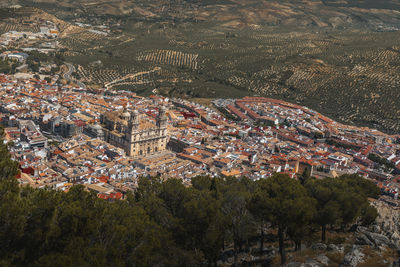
[326, 231, 353, 245]
[359, 246, 399, 267]
[191, 98, 213, 107]
[326, 252, 344, 266]
[289, 248, 320, 263]
[270, 255, 281, 266]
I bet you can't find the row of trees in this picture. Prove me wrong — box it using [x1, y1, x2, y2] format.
[0, 131, 380, 266]
[0, 58, 13, 74]
[368, 153, 396, 170]
[26, 51, 64, 74]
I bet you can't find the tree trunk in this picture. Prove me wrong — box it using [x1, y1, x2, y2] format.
[246, 238, 250, 253]
[260, 223, 264, 252]
[321, 224, 326, 242]
[295, 240, 301, 251]
[278, 227, 286, 265]
[234, 241, 238, 267]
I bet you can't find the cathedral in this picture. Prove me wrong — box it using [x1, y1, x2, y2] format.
[98, 107, 168, 157]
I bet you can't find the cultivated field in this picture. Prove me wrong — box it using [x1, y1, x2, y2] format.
[61, 23, 400, 133]
[2, 5, 400, 134]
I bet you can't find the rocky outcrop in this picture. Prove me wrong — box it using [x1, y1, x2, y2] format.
[356, 226, 393, 247]
[370, 199, 400, 249]
[311, 243, 327, 251]
[327, 244, 344, 253]
[355, 233, 374, 246]
[341, 246, 365, 267]
[315, 255, 329, 266]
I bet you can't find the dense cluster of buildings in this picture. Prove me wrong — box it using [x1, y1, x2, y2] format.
[0, 73, 399, 201]
[0, 20, 58, 49]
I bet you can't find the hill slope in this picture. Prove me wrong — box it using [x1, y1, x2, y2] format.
[9, 0, 400, 30]
[1, 4, 400, 134]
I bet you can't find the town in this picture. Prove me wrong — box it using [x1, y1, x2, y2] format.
[0, 73, 399, 203]
[2, 4, 400, 265]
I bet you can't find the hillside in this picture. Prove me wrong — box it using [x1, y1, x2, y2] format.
[9, 0, 400, 30]
[1, 4, 400, 134]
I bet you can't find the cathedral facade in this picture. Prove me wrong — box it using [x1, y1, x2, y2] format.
[99, 107, 168, 157]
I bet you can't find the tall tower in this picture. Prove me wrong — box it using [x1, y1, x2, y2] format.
[121, 108, 131, 121]
[126, 110, 140, 156]
[156, 106, 167, 128]
[156, 106, 167, 154]
[127, 110, 139, 139]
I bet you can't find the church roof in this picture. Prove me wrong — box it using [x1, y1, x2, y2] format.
[103, 111, 157, 131]
[138, 119, 156, 131]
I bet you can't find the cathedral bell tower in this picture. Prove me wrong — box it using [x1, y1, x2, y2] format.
[156, 106, 167, 128]
[126, 110, 139, 141]
[121, 108, 131, 121]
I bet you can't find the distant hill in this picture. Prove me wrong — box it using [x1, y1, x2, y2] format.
[2, 3, 400, 134]
[11, 0, 400, 30]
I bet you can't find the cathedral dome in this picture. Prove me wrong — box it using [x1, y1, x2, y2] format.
[92, 123, 104, 137]
[121, 110, 131, 121]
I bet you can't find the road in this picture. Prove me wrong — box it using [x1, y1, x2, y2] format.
[104, 67, 161, 90]
[63, 63, 86, 89]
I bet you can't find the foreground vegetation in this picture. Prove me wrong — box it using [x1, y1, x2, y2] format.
[0, 130, 381, 266]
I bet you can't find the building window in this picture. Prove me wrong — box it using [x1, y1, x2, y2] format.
[140, 150, 143, 155]
[147, 147, 150, 154]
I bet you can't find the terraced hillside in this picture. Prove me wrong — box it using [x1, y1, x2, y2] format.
[1, 5, 400, 134]
[55, 21, 400, 134]
[10, 0, 400, 30]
